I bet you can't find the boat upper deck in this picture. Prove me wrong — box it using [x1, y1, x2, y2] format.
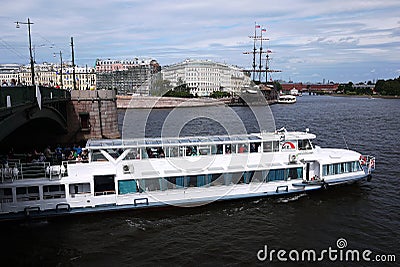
[85, 131, 317, 150]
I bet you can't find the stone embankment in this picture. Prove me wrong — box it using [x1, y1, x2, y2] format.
[117, 95, 226, 109]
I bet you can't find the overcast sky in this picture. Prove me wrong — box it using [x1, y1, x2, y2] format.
[1, 0, 399, 83]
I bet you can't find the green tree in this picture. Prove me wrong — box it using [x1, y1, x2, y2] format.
[210, 91, 231, 98]
[375, 77, 400, 96]
[149, 73, 173, 96]
[274, 81, 282, 92]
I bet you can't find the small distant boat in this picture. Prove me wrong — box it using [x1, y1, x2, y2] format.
[278, 95, 296, 104]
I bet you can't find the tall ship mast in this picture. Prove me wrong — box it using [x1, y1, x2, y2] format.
[243, 23, 281, 83]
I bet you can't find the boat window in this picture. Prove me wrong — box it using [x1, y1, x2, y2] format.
[91, 150, 108, 162]
[123, 148, 140, 160]
[224, 144, 232, 154]
[352, 161, 362, 172]
[69, 183, 91, 195]
[328, 164, 335, 175]
[187, 175, 198, 187]
[231, 144, 238, 153]
[159, 178, 168, 191]
[237, 143, 249, 153]
[322, 161, 362, 177]
[250, 142, 261, 153]
[267, 169, 287, 182]
[223, 173, 233, 185]
[145, 147, 164, 158]
[346, 162, 352, 172]
[94, 175, 116, 196]
[43, 185, 65, 199]
[251, 171, 264, 182]
[240, 171, 254, 183]
[263, 142, 273, 152]
[199, 145, 211, 155]
[137, 178, 161, 191]
[141, 148, 149, 159]
[273, 141, 279, 152]
[209, 173, 223, 185]
[179, 146, 186, 157]
[167, 146, 179, 157]
[288, 168, 303, 180]
[118, 179, 137, 194]
[298, 139, 313, 150]
[211, 144, 223, 155]
[16, 186, 39, 202]
[165, 177, 177, 189]
[186, 146, 198, 156]
[0, 188, 13, 203]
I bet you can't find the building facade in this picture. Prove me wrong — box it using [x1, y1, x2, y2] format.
[0, 63, 96, 90]
[96, 58, 160, 95]
[0, 64, 20, 86]
[162, 59, 251, 96]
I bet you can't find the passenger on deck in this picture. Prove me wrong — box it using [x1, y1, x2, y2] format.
[32, 149, 46, 162]
[55, 145, 63, 163]
[157, 147, 165, 158]
[67, 151, 76, 161]
[239, 145, 246, 153]
[44, 146, 52, 161]
[81, 149, 89, 162]
[75, 145, 82, 155]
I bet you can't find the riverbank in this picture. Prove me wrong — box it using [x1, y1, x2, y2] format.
[117, 95, 277, 109]
[117, 95, 226, 109]
[331, 94, 400, 99]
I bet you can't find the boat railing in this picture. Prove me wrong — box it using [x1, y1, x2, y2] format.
[1, 161, 53, 182]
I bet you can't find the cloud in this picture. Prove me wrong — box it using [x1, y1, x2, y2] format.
[1, 0, 399, 82]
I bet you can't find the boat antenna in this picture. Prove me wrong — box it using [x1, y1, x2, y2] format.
[341, 131, 349, 150]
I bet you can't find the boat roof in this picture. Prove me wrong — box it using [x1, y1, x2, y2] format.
[85, 131, 316, 149]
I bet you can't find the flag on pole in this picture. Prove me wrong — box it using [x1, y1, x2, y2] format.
[255, 24, 261, 28]
[36, 84, 42, 110]
[262, 28, 267, 32]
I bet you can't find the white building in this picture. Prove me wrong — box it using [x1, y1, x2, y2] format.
[60, 66, 96, 90]
[0, 64, 20, 86]
[0, 63, 96, 90]
[162, 59, 251, 96]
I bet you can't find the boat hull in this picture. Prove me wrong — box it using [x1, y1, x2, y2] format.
[0, 183, 321, 222]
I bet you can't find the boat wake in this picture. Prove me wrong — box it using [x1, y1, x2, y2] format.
[275, 193, 308, 203]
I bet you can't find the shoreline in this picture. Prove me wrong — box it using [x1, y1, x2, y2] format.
[116, 95, 277, 109]
[331, 94, 400, 99]
[116, 95, 226, 109]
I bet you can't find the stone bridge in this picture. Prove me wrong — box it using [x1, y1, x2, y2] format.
[0, 86, 119, 151]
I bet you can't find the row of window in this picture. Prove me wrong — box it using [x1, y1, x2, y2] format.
[0, 184, 66, 203]
[0, 168, 303, 202]
[91, 140, 310, 162]
[119, 168, 303, 193]
[322, 161, 362, 176]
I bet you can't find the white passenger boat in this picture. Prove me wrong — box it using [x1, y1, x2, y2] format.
[278, 95, 297, 104]
[0, 128, 375, 221]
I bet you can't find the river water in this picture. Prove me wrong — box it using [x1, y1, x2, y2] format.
[1, 95, 399, 266]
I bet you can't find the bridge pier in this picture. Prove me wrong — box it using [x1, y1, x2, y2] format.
[65, 90, 120, 143]
[0, 87, 120, 152]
